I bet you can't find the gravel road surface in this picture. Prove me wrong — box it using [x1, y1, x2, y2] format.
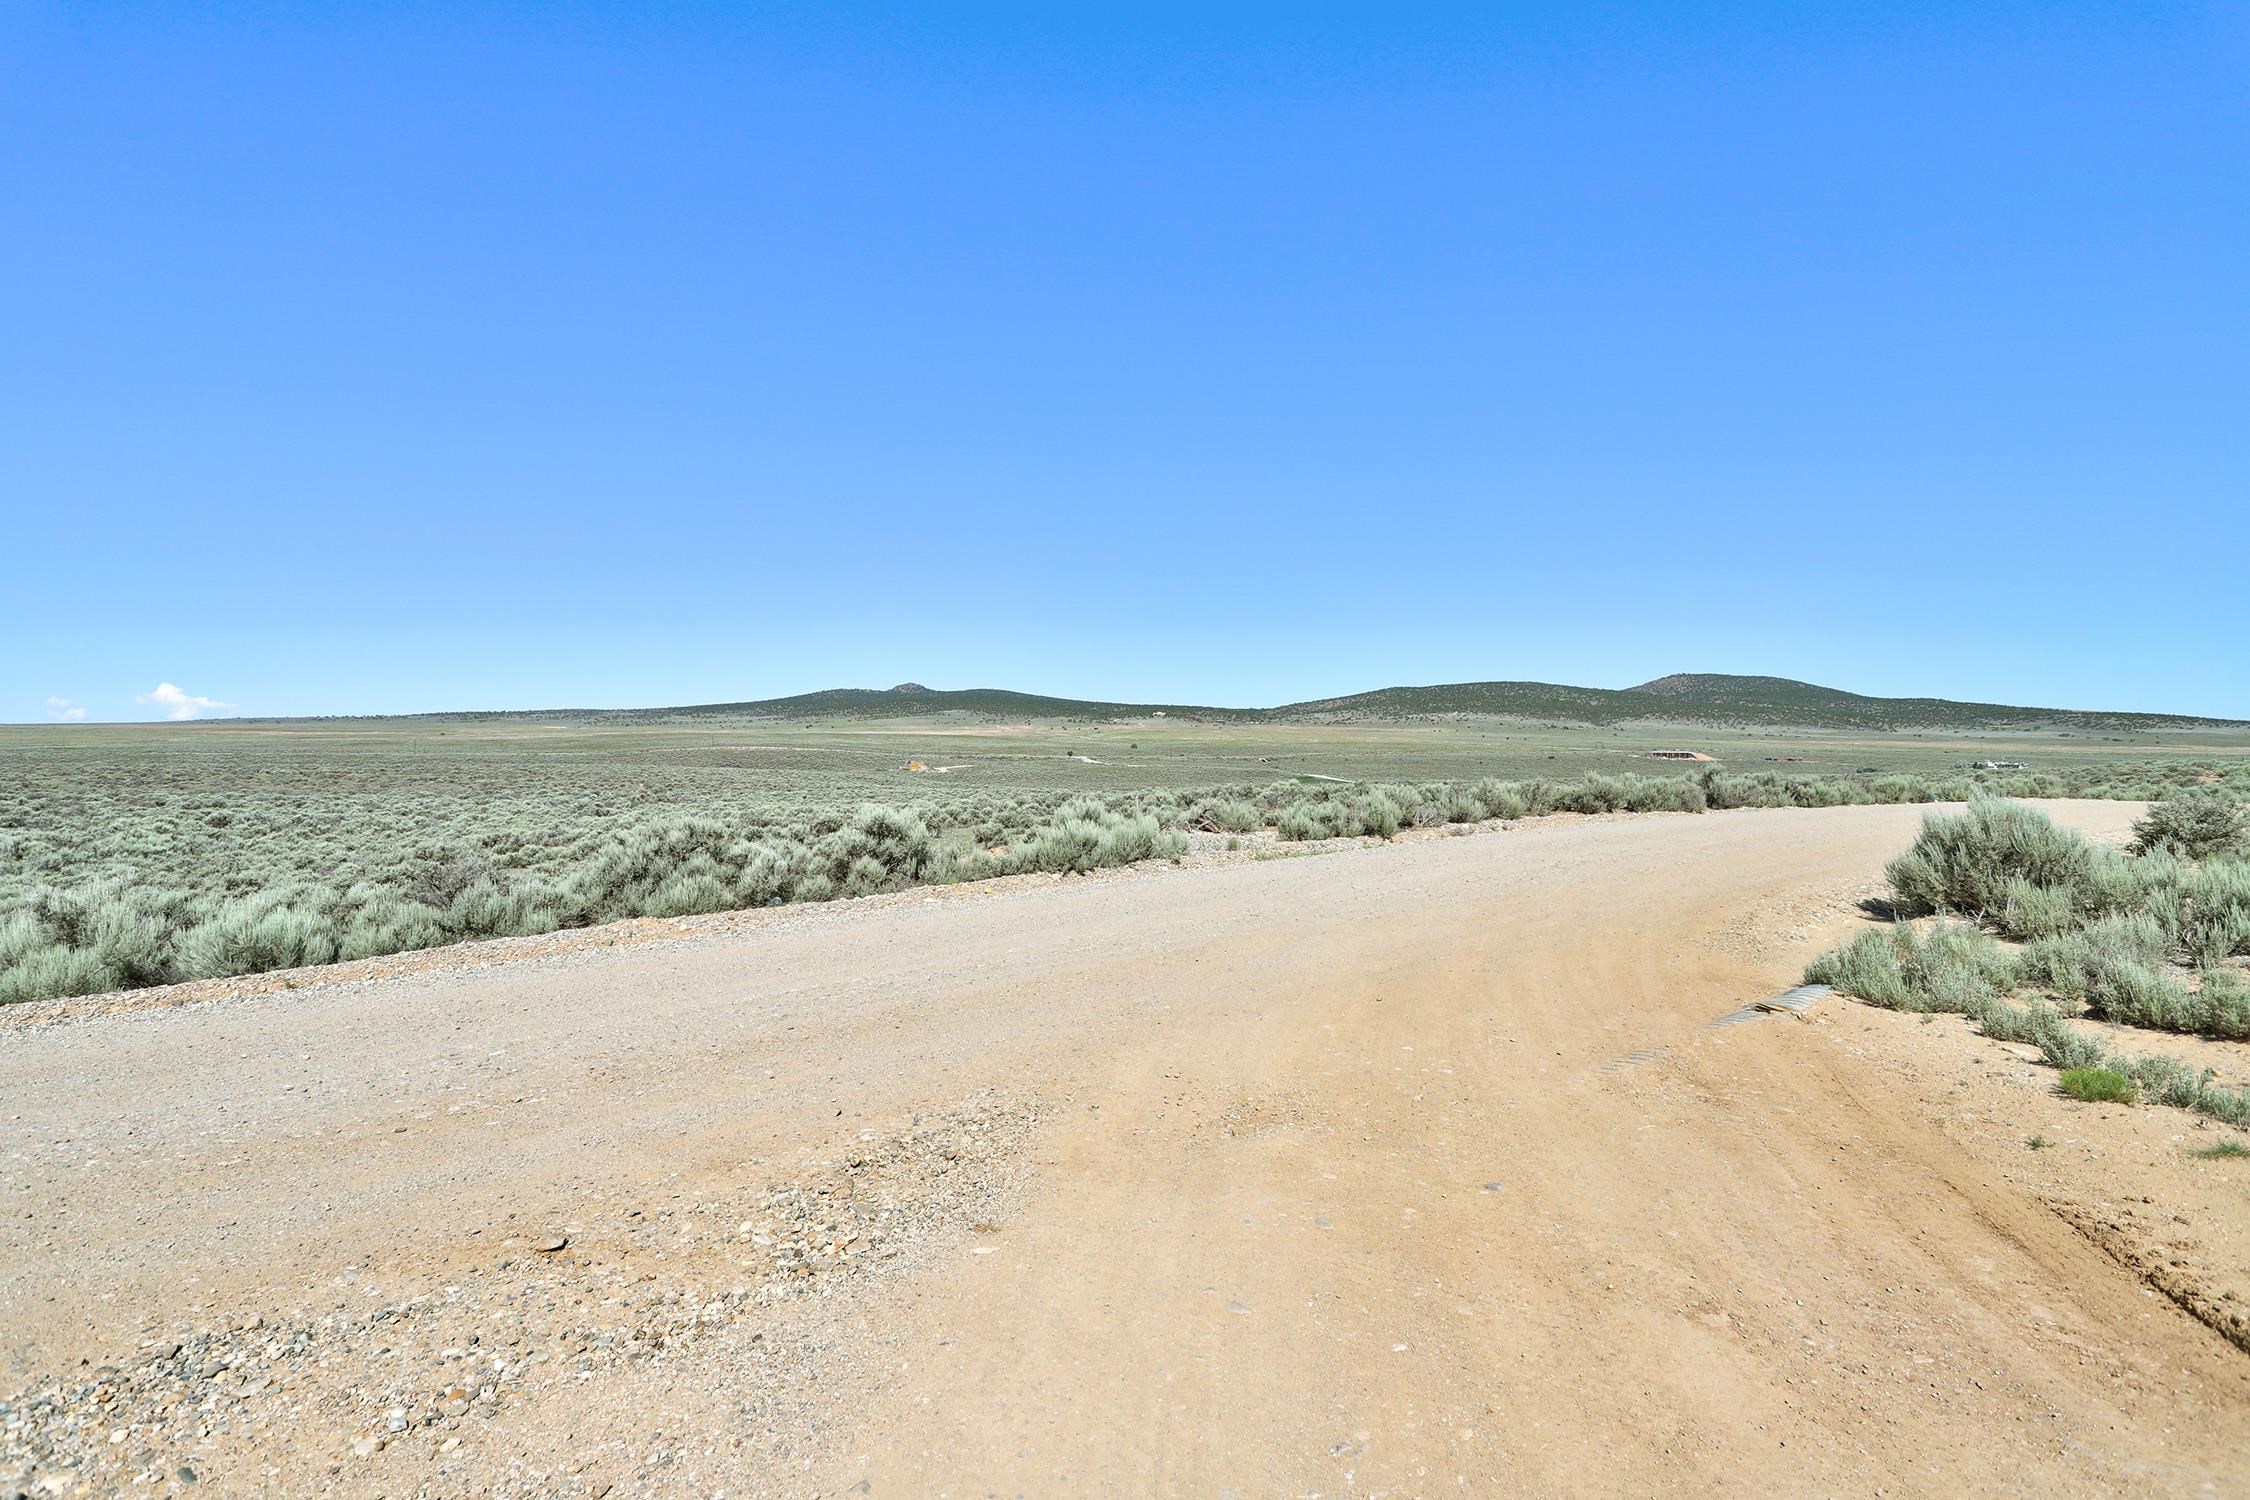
[5, 801, 2246, 1497]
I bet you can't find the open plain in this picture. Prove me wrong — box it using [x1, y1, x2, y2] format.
[7, 799, 2248, 1497]
[15, 6, 2249, 1495]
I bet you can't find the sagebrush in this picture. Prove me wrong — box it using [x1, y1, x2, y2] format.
[1807, 795, 2250, 1126]
[5, 737, 2242, 1008]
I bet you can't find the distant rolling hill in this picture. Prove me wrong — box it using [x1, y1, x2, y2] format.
[1274, 675, 2244, 733]
[518, 674, 2243, 734]
[635, 684, 1260, 724]
[1614, 674, 2183, 732]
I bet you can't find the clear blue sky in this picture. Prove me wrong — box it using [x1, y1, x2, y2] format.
[6, 3, 2245, 721]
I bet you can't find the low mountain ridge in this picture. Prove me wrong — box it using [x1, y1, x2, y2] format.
[449, 674, 2240, 734]
[643, 686, 1257, 723]
[1610, 674, 2222, 732]
[237, 675, 2243, 733]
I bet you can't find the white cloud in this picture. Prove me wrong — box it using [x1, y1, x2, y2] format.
[45, 697, 88, 722]
[135, 682, 238, 721]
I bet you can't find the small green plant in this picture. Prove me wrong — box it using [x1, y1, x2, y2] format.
[2189, 1138, 2250, 1159]
[2057, 1066, 2136, 1104]
[2027, 1133, 2053, 1150]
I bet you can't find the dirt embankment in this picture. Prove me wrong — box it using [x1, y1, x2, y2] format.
[4, 801, 2246, 1498]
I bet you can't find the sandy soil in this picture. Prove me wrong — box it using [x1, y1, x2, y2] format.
[4, 801, 2247, 1498]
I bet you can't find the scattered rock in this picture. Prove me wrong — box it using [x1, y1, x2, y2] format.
[0, 1092, 1040, 1494]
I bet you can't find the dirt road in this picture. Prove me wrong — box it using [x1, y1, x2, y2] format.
[5, 802, 2247, 1497]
